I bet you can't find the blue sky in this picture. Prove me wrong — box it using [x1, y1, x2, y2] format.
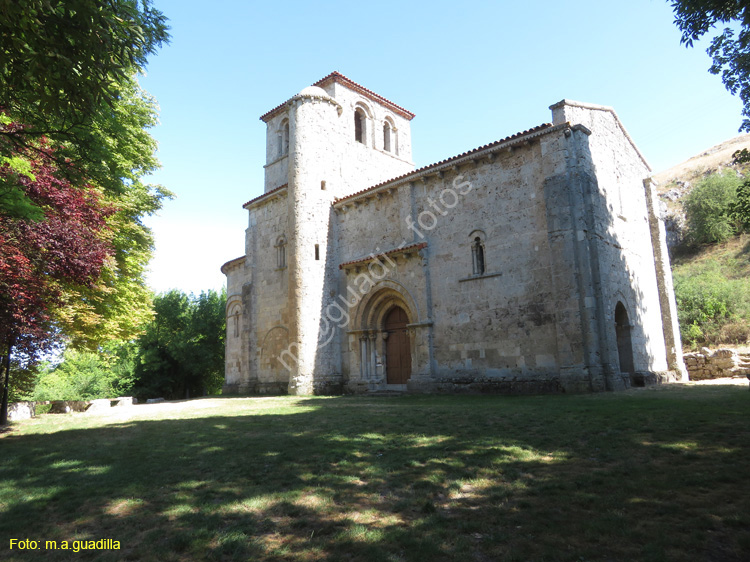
[138, 0, 744, 294]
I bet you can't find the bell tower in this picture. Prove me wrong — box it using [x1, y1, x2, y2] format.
[255, 73, 417, 394]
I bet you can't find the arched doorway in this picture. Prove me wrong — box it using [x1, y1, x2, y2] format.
[384, 306, 411, 384]
[614, 302, 635, 374]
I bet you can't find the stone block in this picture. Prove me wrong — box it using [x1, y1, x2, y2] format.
[48, 400, 89, 414]
[7, 401, 35, 421]
[87, 399, 113, 412]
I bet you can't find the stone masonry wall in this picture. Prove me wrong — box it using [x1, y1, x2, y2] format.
[551, 101, 670, 377]
[334, 128, 571, 393]
[248, 194, 291, 393]
[683, 348, 750, 380]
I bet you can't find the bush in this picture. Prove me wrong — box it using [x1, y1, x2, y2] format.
[673, 260, 750, 347]
[730, 180, 750, 232]
[718, 320, 750, 344]
[683, 170, 742, 245]
[32, 347, 135, 401]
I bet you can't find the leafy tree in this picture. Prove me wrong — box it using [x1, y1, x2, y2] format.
[671, 1, 750, 131]
[0, 149, 114, 423]
[133, 290, 226, 400]
[0, 0, 169, 215]
[683, 170, 742, 244]
[183, 290, 227, 394]
[1, 2, 171, 420]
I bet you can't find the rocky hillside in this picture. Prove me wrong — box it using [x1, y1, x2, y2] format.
[653, 134, 750, 247]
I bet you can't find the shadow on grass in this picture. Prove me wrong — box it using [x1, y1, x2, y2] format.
[1, 389, 749, 561]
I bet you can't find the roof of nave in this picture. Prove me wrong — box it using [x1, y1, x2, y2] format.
[260, 71, 415, 123]
[339, 242, 428, 269]
[242, 183, 288, 209]
[220, 255, 245, 274]
[334, 122, 565, 206]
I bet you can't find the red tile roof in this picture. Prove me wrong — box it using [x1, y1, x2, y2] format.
[260, 71, 415, 123]
[314, 72, 415, 120]
[334, 123, 557, 206]
[339, 242, 427, 269]
[220, 255, 245, 274]
[243, 184, 288, 209]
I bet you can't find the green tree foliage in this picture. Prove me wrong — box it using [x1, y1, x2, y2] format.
[6, 358, 39, 403]
[0, 0, 169, 211]
[683, 170, 742, 245]
[671, 1, 750, 131]
[46, 76, 173, 350]
[32, 347, 136, 401]
[133, 290, 226, 400]
[730, 179, 750, 230]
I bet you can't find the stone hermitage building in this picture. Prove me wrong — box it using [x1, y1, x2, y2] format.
[221, 72, 686, 395]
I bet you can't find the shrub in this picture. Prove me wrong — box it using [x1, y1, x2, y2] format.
[730, 180, 750, 232]
[32, 347, 134, 401]
[718, 320, 750, 345]
[674, 265, 732, 346]
[683, 170, 741, 245]
[673, 258, 750, 347]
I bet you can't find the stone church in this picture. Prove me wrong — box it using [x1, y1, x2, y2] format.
[221, 71, 686, 395]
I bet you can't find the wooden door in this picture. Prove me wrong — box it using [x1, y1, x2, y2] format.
[385, 306, 411, 384]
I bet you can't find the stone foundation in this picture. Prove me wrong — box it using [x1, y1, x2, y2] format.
[683, 348, 750, 380]
[630, 370, 682, 387]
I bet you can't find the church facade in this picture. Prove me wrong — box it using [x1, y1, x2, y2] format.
[221, 72, 686, 395]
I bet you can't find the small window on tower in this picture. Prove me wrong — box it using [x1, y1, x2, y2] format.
[276, 235, 287, 269]
[315, 244, 320, 261]
[354, 109, 365, 144]
[283, 121, 290, 155]
[472, 237, 485, 275]
[383, 121, 391, 152]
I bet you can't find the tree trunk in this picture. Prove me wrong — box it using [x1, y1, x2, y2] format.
[0, 340, 13, 425]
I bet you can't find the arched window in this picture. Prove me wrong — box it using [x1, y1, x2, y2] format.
[277, 119, 290, 158]
[228, 303, 241, 338]
[354, 108, 366, 144]
[472, 237, 485, 275]
[275, 235, 287, 269]
[383, 121, 391, 152]
[383, 117, 397, 154]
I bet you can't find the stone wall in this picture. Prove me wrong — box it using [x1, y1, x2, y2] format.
[7, 401, 36, 421]
[683, 348, 750, 380]
[6, 397, 135, 421]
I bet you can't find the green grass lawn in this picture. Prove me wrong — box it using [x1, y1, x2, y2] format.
[1, 384, 749, 561]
